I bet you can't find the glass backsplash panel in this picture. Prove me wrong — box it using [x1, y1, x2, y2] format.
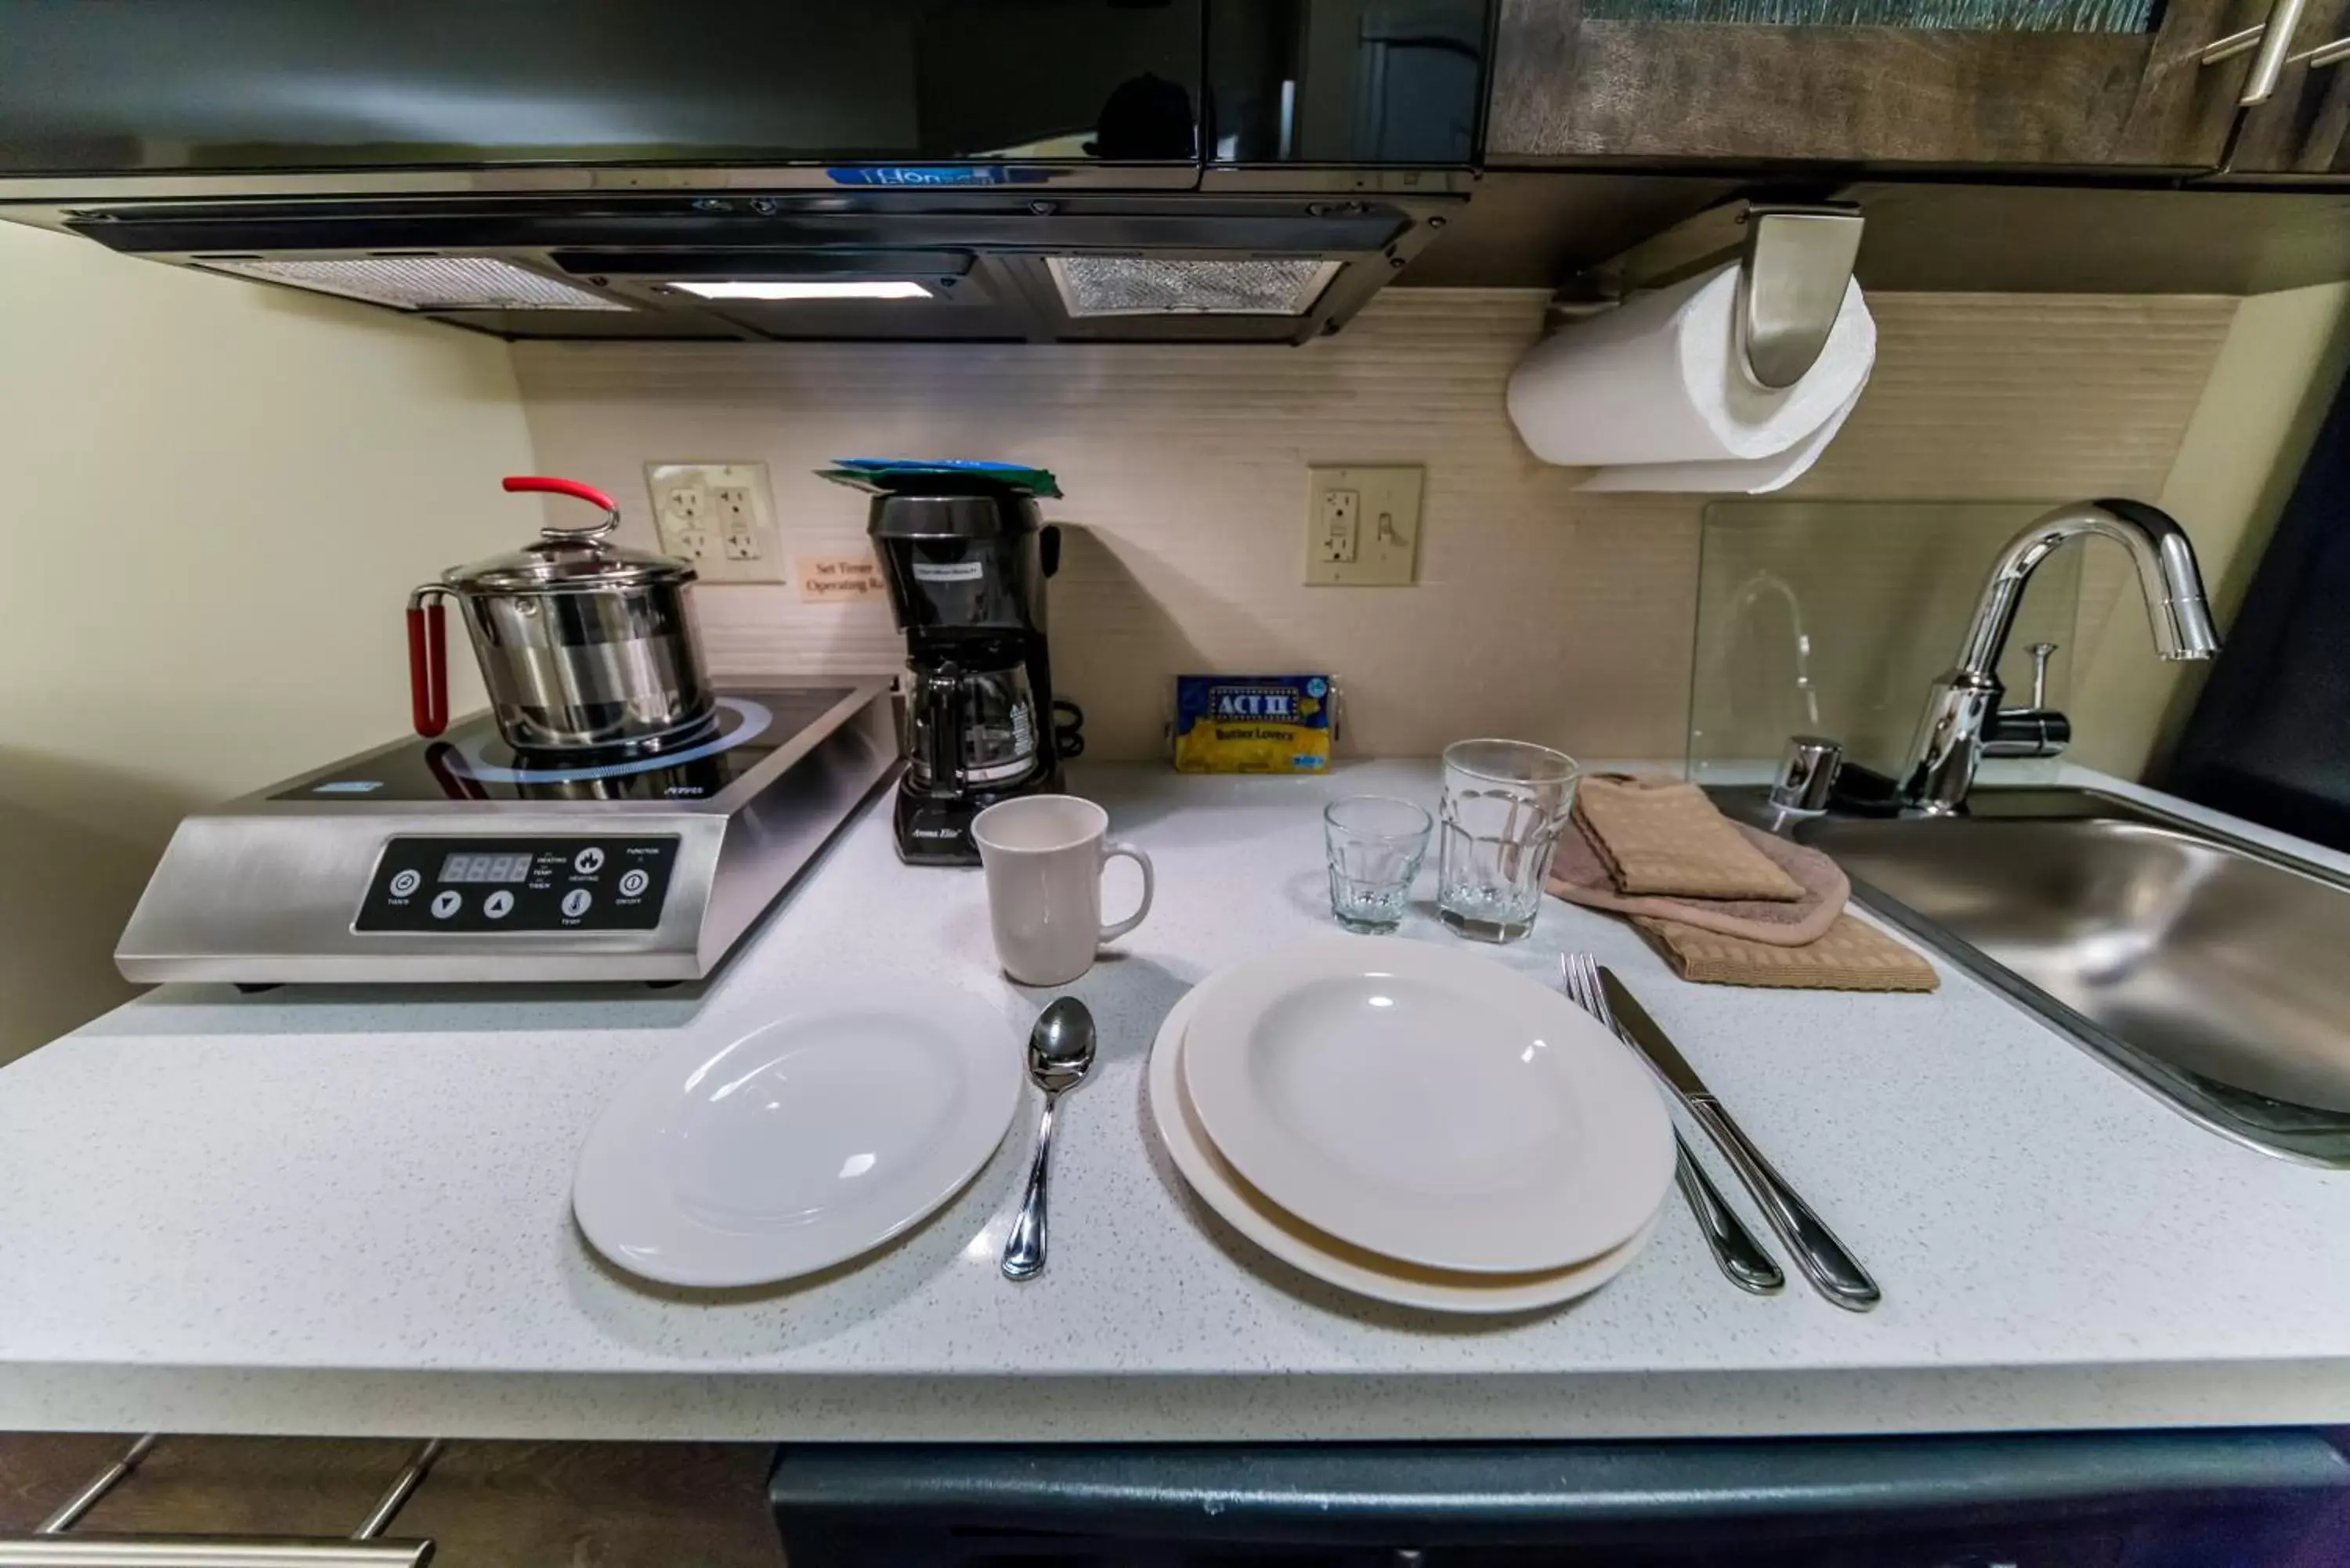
[1689, 500, 2084, 782]
[1584, 0, 2154, 27]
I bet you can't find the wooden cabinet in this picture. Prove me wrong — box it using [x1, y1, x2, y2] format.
[1488, 0, 2274, 168]
[2230, 0, 2350, 170]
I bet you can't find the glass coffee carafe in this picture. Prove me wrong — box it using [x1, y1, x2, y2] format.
[906, 660, 1044, 791]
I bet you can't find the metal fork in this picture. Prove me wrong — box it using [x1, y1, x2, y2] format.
[1563, 953, 1784, 1295]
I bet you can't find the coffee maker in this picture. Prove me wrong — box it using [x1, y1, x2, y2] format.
[861, 471, 1076, 865]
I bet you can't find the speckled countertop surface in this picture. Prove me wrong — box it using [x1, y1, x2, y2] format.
[2, 761, 2348, 1440]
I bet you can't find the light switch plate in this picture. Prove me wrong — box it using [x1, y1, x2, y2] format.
[645, 461, 785, 583]
[1305, 464, 1421, 587]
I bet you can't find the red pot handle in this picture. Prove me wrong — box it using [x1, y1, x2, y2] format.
[407, 595, 449, 739]
[502, 475, 616, 513]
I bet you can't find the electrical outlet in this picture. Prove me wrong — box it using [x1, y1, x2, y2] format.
[644, 462, 784, 583]
[1305, 464, 1422, 587]
[1318, 489, 1361, 563]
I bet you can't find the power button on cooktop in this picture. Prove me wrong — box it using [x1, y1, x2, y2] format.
[618, 868, 650, 898]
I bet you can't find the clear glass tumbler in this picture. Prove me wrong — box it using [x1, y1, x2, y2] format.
[1437, 739, 1581, 943]
[1322, 796, 1434, 932]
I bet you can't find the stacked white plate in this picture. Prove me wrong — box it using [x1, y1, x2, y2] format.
[1152, 936, 1676, 1313]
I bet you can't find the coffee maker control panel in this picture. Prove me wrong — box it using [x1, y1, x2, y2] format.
[356, 836, 678, 932]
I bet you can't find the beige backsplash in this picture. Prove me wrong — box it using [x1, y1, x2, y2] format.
[513, 287, 2233, 764]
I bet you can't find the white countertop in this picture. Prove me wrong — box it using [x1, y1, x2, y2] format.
[4, 761, 2350, 1441]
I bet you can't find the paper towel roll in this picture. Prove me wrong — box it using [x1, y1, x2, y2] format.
[1576, 371, 1869, 494]
[1506, 262, 1876, 468]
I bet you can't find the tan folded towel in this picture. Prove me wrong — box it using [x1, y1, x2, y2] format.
[1574, 774, 1806, 902]
[1547, 814, 1848, 947]
[1635, 912, 1940, 992]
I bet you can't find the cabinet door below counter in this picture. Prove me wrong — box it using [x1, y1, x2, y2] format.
[1488, 0, 2269, 168]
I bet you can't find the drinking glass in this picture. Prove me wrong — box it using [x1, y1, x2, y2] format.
[1437, 739, 1580, 943]
[1322, 796, 1434, 932]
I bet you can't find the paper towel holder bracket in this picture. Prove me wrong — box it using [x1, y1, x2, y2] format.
[1735, 205, 1864, 390]
[1554, 199, 1864, 392]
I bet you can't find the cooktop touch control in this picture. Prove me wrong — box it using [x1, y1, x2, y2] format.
[356, 836, 679, 933]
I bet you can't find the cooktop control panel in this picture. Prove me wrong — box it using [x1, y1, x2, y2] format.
[356, 836, 680, 933]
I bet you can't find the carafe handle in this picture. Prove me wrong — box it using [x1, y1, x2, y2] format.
[406, 587, 450, 738]
[920, 664, 966, 786]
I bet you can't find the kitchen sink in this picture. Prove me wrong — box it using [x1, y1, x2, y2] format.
[1715, 786, 2350, 1166]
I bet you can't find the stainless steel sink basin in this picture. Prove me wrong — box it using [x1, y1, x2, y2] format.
[1716, 786, 2350, 1166]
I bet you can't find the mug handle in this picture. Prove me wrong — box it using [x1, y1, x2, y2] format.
[1099, 842, 1155, 942]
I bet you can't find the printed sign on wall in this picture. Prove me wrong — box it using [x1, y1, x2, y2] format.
[797, 554, 885, 605]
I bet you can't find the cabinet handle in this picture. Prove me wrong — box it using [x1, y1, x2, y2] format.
[2202, 0, 2314, 104]
[0, 1437, 442, 1567]
[2291, 34, 2350, 65]
[0, 1539, 431, 1564]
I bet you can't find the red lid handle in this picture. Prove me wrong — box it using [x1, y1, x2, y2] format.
[502, 475, 616, 513]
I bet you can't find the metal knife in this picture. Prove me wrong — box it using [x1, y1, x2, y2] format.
[1599, 967, 1882, 1313]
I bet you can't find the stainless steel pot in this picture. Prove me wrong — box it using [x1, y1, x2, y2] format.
[407, 475, 715, 753]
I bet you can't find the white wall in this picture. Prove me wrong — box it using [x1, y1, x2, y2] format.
[0, 224, 534, 1060]
[514, 291, 2233, 764]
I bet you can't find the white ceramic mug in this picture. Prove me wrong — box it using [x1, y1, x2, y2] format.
[971, 795, 1155, 986]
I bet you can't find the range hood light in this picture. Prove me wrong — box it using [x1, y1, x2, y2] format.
[670, 280, 934, 302]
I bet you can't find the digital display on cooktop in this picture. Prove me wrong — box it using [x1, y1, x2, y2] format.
[273, 688, 857, 805]
[439, 851, 532, 883]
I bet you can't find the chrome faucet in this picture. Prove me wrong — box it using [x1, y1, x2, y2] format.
[1898, 499, 2221, 815]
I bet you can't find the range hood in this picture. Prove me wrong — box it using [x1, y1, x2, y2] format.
[0, 1, 1488, 345]
[4, 182, 1466, 346]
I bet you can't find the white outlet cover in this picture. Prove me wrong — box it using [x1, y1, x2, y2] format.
[1305, 464, 1422, 587]
[645, 461, 785, 583]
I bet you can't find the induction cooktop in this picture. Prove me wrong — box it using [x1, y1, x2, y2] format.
[118, 681, 900, 985]
[272, 690, 853, 804]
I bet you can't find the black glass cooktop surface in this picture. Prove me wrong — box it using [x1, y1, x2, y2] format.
[273, 688, 858, 804]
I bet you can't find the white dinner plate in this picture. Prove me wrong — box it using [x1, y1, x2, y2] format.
[573, 983, 1022, 1288]
[1183, 936, 1674, 1274]
[1149, 977, 1658, 1313]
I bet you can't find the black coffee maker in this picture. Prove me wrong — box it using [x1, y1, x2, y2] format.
[859, 471, 1079, 865]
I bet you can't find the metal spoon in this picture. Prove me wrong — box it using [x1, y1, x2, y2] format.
[1000, 996, 1098, 1281]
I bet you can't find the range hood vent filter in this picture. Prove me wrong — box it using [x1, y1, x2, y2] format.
[1046, 256, 1343, 317]
[194, 255, 631, 312]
